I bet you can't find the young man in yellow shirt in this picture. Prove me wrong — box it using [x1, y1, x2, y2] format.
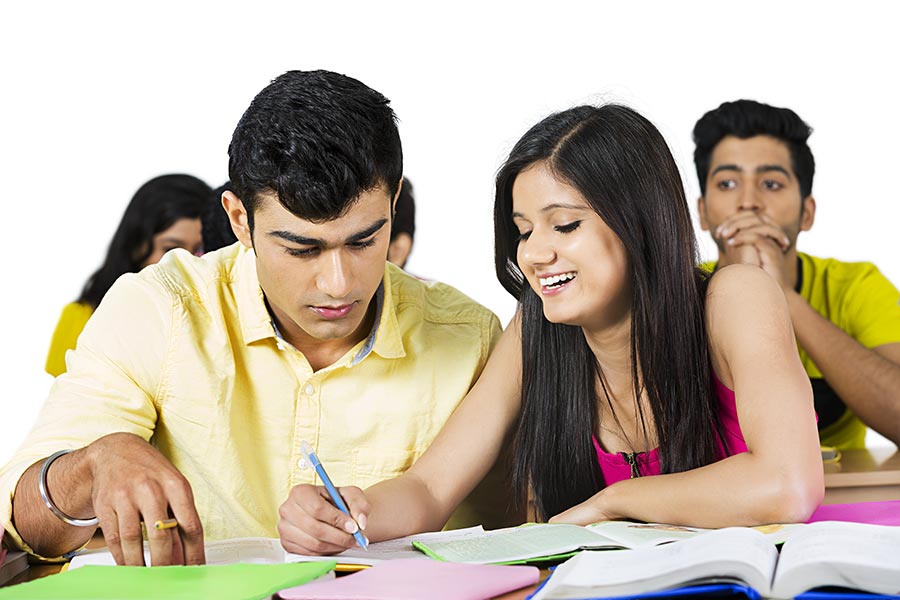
[0, 70, 512, 568]
[694, 99, 900, 451]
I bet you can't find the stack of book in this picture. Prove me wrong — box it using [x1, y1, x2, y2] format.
[0, 546, 29, 586]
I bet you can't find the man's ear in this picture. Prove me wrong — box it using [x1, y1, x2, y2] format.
[697, 196, 711, 231]
[222, 191, 253, 248]
[800, 195, 816, 232]
[392, 177, 404, 216]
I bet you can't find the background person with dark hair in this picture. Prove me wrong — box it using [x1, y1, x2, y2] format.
[388, 176, 415, 269]
[44, 174, 209, 377]
[694, 99, 900, 449]
[0, 70, 511, 567]
[202, 181, 239, 253]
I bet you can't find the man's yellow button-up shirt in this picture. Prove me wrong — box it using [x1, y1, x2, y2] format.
[0, 243, 502, 553]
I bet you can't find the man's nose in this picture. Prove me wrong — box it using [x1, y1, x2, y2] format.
[317, 251, 352, 298]
[738, 187, 762, 212]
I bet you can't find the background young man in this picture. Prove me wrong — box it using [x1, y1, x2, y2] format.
[694, 99, 900, 450]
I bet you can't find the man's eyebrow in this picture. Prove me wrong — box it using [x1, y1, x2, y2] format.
[268, 230, 324, 248]
[711, 164, 792, 178]
[756, 165, 792, 178]
[267, 218, 389, 248]
[711, 164, 741, 176]
[346, 218, 388, 243]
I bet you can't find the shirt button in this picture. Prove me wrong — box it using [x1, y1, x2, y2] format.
[304, 383, 315, 395]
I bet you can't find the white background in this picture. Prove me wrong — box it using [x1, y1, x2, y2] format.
[2, 1, 897, 461]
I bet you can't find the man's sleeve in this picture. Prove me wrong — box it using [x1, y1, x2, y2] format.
[484, 312, 503, 358]
[842, 265, 900, 349]
[0, 272, 173, 552]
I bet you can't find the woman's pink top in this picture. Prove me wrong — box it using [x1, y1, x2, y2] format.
[592, 374, 748, 484]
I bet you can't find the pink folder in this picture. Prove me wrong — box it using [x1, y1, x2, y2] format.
[807, 500, 900, 525]
[278, 559, 539, 600]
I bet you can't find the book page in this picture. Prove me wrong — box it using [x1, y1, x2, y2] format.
[204, 537, 287, 564]
[532, 527, 777, 600]
[69, 537, 288, 569]
[771, 521, 900, 599]
[69, 528, 488, 569]
[286, 525, 486, 565]
[413, 523, 624, 564]
[586, 521, 710, 548]
[586, 520, 806, 549]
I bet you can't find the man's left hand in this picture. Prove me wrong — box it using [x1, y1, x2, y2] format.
[715, 211, 793, 290]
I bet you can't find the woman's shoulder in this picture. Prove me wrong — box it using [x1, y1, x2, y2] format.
[704, 265, 793, 386]
[705, 264, 785, 314]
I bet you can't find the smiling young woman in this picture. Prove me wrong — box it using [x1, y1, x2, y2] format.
[278, 104, 824, 555]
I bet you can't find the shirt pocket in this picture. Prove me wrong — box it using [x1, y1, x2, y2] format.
[351, 446, 423, 490]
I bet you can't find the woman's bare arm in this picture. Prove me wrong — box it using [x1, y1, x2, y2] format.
[553, 265, 824, 528]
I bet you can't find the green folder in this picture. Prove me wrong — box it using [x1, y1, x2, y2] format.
[0, 561, 336, 600]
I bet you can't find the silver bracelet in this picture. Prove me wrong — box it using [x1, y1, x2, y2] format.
[37, 449, 99, 527]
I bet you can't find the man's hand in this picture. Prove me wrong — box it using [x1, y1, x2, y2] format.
[278, 484, 369, 555]
[86, 433, 205, 566]
[715, 211, 793, 290]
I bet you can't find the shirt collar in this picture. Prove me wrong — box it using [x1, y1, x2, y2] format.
[365, 263, 406, 361]
[234, 245, 277, 345]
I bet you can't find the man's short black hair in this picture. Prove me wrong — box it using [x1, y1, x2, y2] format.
[693, 99, 815, 198]
[391, 176, 416, 241]
[228, 70, 402, 229]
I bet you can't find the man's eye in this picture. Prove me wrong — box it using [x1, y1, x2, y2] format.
[349, 239, 376, 250]
[716, 180, 737, 190]
[286, 247, 317, 257]
[555, 221, 582, 234]
[762, 180, 783, 191]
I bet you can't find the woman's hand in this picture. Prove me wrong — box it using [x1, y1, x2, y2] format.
[549, 487, 619, 525]
[278, 484, 369, 555]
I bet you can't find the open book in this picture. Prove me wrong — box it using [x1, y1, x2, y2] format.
[531, 521, 900, 599]
[412, 520, 801, 564]
[68, 525, 486, 569]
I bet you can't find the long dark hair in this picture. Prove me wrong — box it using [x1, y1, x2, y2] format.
[78, 174, 209, 308]
[494, 105, 725, 520]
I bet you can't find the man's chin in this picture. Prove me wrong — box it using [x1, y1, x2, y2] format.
[304, 314, 367, 341]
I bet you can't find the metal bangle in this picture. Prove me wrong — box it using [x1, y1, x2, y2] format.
[37, 449, 99, 527]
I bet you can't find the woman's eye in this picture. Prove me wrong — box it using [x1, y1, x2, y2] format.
[555, 221, 582, 234]
[517, 231, 532, 242]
